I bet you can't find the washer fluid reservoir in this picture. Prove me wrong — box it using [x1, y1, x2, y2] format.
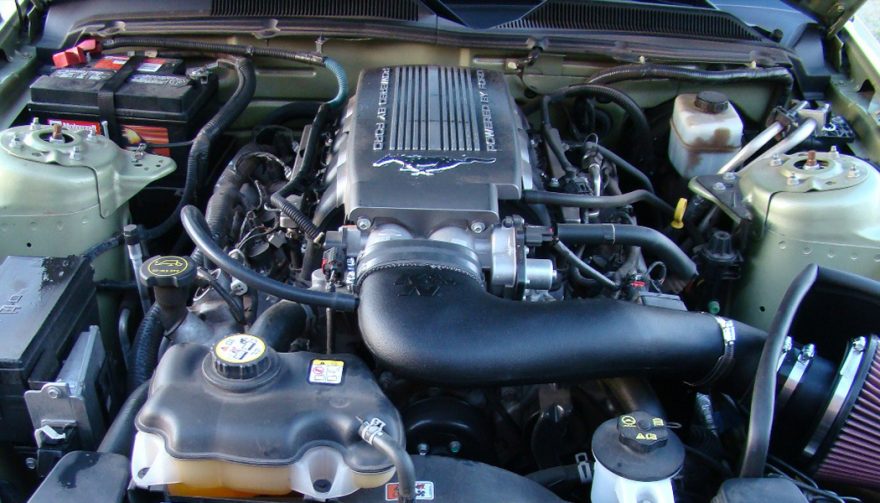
[0, 124, 174, 278]
[131, 334, 404, 500]
[668, 91, 743, 178]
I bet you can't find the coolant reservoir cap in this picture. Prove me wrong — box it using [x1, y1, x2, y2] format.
[592, 411, 685, 482]
[694, 91, 730, 114]
[211, 334, 273, 380]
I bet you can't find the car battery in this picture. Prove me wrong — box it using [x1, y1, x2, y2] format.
[27, 54, 217, 172]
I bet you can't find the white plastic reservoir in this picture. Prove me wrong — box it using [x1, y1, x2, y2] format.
[668, 91, 743, 178]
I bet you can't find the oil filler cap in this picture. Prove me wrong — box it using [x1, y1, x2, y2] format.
[140, 255, 196, 289]
[211, 334, 272, 380]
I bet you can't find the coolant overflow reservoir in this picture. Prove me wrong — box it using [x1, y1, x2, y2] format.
[669, 92, 743, 178]
[131, 335, 404, 500]
[591, 411, 685, 503]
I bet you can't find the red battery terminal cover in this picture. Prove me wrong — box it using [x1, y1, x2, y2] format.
[52, 39, 102, 69]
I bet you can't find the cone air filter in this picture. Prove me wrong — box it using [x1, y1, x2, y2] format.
[774, 335, 880, 487]
[813, 340, 880, 486]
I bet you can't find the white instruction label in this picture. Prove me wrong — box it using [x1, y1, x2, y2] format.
[309, 359, 345, 384]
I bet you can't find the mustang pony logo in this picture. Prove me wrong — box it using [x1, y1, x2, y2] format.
[373, 154, 495, 176]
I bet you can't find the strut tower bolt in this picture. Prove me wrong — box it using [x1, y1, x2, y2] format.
[805, 150, 818, 168]
[356, 217, 372, 231]
[470, 221, 486, 233]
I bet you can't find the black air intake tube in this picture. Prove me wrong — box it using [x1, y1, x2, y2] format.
[358, 265, 764, 389]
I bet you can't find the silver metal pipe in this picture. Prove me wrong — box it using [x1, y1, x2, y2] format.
[717, 121, 784, 174]
[756, 118, 818, 162]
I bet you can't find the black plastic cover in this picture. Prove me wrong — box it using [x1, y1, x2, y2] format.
[712, 477, 808, 503]
[136, 345, 403, 473]
[334, 66, 529, 233]
[0, 256, 97, 444]
[28, 451, 130, 503]
[342, 455, 565, 502]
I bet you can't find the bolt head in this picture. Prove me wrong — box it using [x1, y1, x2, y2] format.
[47, 386, 61, 399]
[506, 60, 518, 71]
[770, 154, 784, 167]
[847, 166, 860, 178]
[25, 458, 37, 470]
[230, 279, 248, 296]
[69, 147, 82, 161]
[417, 443, 429, 456]
[722, 172, 737, 182]
[355, 217, 372, 231]
[853, 337, 867, 353]
[712, 182, 727, 192]
[786, 174, 801, 186]
[448, 440, 462, 454]
[470, 221, 486, 233]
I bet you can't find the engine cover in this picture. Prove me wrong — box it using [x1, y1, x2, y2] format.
[332, 66, 530, 234]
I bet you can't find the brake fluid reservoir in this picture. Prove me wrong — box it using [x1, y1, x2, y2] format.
[730, 150, 880, 329]
[131, 334, 404, 500]
[0, 124, 174, 279]
[668, 91, 743, 178]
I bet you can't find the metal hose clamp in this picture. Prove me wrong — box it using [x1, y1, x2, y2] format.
[359, 417, 387, 446]
[687, 317, 736, 388]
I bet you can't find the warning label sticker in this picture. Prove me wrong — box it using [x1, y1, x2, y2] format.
[385, 481, 434, 501]
[129, 74, 189, 87]
[53, 68, 111, 81]
[93, 56, 170, 73]
[308, 359, 345, 385]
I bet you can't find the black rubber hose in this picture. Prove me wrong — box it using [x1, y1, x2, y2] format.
[586, 64, 794, 95]
[98, 380, 150, 456]
[138, 57, 256, 242]
[82, 233, 123, 263]
[181, 205, 358, 311]
[249, 300, 309, 351]
[127, 304, 164, 393]
[364, 430, 416, 503]
[523, 189, 674, 216]
[544, 84, 653, 164]
[270, 192, 321, 241]
[102, 37, 348, 108]
[740, 264, 818, 477]
[556, 223, 697, 279]
[358, 266, 764, 388]
[202, 143, 265, 252]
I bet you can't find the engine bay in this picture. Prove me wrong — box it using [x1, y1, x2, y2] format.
[2, 6, 880, 502]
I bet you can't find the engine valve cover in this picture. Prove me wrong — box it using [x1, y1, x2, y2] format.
[332, 66, 530, 234]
